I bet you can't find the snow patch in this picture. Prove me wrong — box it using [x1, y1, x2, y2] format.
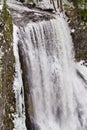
[36, 0, 53, 10]
[0, 5, 2, 10]
[7, 2, 32, 12]
[76, 60, 87, 82]
[71, 29, 75, 33]
[13, 24, 27, 130]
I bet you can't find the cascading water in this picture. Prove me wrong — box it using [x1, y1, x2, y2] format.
[13, 15, 87, 130]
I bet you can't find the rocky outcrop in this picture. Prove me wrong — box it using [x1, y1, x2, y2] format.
[65, 7, 87, 62]
[0, 4, 16, 130]
[8, 6, 54, 26]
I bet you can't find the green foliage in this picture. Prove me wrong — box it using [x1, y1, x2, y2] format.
[67, 0, 87, 22]
[74, 0, 87, 9]
[68, 0, 87, 8]
[78, 9, 87, 22]
[64, 4, 70, 10]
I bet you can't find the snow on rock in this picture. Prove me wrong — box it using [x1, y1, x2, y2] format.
[71, 29, 75, 33]
[0, 5, 2, 10]
[63, 0, 74, 8]
[36, 0, 53, 10]
[13, 115, 27, 130]
[76, 61, 87, 83]
[13, 24, 27, 130]
[8, 2, 32, 12]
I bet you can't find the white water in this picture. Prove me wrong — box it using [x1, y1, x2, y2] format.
[13, 15, 87, 130]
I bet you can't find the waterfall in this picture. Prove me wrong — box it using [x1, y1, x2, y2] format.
[13, 16, 87, 130]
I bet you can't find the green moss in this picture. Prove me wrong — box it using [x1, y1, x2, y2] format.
[0, 1, 16, 130]
[64, 4, 70, 10]
[66, 0, 87, 22]
[67, 0, 86, 7]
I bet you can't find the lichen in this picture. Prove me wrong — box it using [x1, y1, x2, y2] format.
[0, 1, 16, 130]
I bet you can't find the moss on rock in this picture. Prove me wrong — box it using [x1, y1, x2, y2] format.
[0, 1, 16, 130]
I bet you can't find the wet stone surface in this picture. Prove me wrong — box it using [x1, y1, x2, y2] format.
[8, 6, 54, 26]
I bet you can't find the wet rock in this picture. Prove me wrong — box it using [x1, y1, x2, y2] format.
[8, 5, 54, 26]
[30, 116, 40, 130]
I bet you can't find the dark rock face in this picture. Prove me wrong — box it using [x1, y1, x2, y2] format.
[66, 8, 87, 61]
[72, 25, 87, 61]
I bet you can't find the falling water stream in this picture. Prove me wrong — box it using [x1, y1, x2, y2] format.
[13, 16, 87, 130]
[6, 1, 87, 130]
